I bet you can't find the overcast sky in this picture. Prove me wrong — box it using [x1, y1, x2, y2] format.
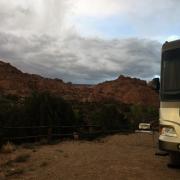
[0, 0, 179, 84]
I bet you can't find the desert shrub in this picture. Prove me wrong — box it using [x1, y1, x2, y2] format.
[24, 92, 75, 126]
[74, 102, 158, 132]
[128, 104, 158, 129]
[1, 142, 15, 153]
[90, 103, 131, 131]
[73, 109, 84, 126]
[0, 92, 76, 142]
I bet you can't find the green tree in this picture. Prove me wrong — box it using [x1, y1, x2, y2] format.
[91, 103, 130, 131]
[24, 92, 75, 127]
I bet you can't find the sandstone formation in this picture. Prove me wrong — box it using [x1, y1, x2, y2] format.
[0, 61, 159, 107]
[91, 75, 159, 106]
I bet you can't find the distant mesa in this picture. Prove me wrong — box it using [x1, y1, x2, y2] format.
[0, 60, 159, 107]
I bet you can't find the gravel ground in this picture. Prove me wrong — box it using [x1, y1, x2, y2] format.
[0, 133, 180, 180]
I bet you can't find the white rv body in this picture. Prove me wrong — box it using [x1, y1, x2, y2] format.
[159, 40, 180, 162]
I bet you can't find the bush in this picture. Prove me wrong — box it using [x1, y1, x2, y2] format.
[24, 92, 75, 127]
[1, 142, 15, 153]
[128, 104, 158, 129]
[0, 92, 76, 142]
[90, 103, 131, 131]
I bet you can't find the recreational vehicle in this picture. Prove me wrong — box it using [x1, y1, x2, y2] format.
[159, 40, 180, 164]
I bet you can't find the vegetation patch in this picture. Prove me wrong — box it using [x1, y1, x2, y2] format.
[0, 92, 158, 144]
[1, 142, 15, 154]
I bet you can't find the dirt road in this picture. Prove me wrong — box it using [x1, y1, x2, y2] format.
[0, 133, 180, 180]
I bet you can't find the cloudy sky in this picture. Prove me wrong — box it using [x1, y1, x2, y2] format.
[0, 0, 179, 84]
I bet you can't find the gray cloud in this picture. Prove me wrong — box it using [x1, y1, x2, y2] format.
[0, 0, 69, 36]
[0, 0, 162, 84]
[0, 31, 161, 84]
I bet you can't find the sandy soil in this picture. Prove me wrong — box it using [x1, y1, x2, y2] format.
[0, 133, 180, 180]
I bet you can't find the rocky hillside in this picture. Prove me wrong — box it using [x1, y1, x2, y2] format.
[0, 61, 159, 106]
[91, 76, 159, 106]
[0, 61, 80, 100]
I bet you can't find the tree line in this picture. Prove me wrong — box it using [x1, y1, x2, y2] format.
[0, 92, 158, 143]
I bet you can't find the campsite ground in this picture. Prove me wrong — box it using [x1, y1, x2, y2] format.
[0, 133, 180, 180]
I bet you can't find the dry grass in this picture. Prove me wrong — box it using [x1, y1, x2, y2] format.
[1, 142, 15, 154]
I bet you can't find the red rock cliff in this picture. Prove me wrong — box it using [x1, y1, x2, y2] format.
[0, 61, 159, 107]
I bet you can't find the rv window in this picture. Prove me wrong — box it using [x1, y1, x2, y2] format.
[163, 59, 180, 91]
[162, 48, 180, 92]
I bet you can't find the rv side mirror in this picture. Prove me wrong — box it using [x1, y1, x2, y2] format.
[154, 78, 160, 91]
[149, 78, 160, 92]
